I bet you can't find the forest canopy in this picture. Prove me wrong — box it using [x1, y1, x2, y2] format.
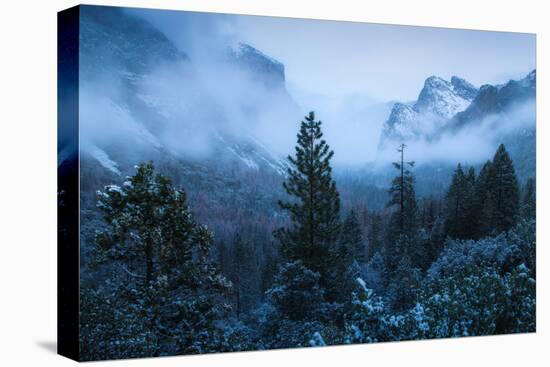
[79, 112, 536, 360]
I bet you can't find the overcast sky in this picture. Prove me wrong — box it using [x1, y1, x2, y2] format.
[234, 15, 536, 102]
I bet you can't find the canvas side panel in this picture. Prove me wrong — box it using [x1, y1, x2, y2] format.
[57, 5, 80, 362]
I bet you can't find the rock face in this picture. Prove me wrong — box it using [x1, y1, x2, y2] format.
[448, 70, 536, 131]
[71, 5, 298, 177]
[415, 76, 477, 119]
[379, 75, 478, 148]
[379, 70, 536, 150]
[230, 43, 286, 90]
[378, 70, 536, 180]
[79, 6, 186, 78]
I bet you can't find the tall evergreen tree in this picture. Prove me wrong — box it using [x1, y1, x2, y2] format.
[472, 160, 493, 238]
[327, 207, 365, 304]
[275, 111, 341, 282]
[444, 163, 475, 239]
[385, 144, 418, 270]
[387, 144, 417, 237]
[485, 144, 520, 234]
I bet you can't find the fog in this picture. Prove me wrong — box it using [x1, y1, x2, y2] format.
[78, 7, 535, 171]
[376, 99, 536, 167]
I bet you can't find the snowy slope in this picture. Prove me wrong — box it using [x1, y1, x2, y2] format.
[72, 6, 296, 177]
[379, 75, 478, 147]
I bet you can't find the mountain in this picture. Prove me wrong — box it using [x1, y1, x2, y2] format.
[378, 70, 535, 180]
[79, 5, 187, 78]
[230, 42, 286, 90]
[446, 70, 536, 131]
[71, 5, 298, 178]
[446, 70, 536, 179]
[416, 76, 478, 118]
[379, 75, 478, 148]
[71, 6, 308, 262]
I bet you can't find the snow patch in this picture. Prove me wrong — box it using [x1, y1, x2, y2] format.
[88, 145, 121, 174]
[227, 146, 260, 170]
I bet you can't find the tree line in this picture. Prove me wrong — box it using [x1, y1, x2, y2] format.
[79, 111, 536, 360]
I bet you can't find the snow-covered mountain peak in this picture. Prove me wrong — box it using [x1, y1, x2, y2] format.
[380, 103, 421, 143]
[379, 75, 478, 148]
[415, 75, 477, 119]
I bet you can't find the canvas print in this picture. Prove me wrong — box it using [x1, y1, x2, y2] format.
[58, 5, 536, 361]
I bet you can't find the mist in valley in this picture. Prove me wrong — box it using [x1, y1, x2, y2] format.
[69, 7, 537, 360]
[77, 8, 535, 176]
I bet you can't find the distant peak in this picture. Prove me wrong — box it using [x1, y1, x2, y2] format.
[450, 76, 478, 101]
[451, 76, 475, 89]
[230, 42, 286, 88]
[232, 42, 283, 68]
[424, 76, 450, 88]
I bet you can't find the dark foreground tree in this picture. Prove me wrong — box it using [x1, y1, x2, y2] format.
[444, 163, 475, 239]
[260, 261, 341, 349]
[472, 160, 493, 237]
[476, 144, 520, 236]
[80, 162, 236, 360]
[487, 144, 520, 233]
[328, 207, 365, 303]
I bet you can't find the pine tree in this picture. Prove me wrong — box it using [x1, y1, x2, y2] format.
[385, 144, 418, 270]
[464, 166, 478, 233]
[387, 144, 417, 236]
[485, 144, 520, 234]
[266, 260, 326, 321]
[275, 111, 341, 282]
[320, 207, 366, 304]
[473, 160, 493, 238]
[91, 162, 232, 357]
[444, 163, 475, 239]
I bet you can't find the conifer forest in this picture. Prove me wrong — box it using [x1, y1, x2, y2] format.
[59, 6, 536, 360]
